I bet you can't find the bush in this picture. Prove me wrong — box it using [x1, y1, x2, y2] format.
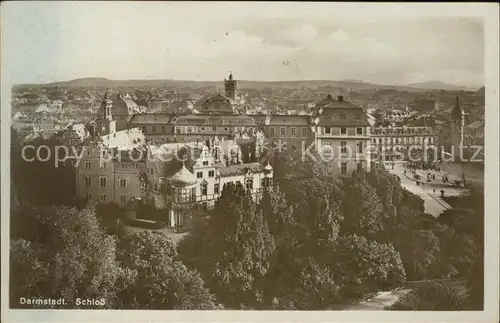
[388, 282, 466, 310]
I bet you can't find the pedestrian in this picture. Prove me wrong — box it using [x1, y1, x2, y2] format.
[433, 188, 435, 193]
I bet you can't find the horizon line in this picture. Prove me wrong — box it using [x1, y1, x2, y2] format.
[14, 77, 484, 90]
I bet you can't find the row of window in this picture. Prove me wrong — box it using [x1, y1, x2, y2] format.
[84, 177, 127, 188]
[85, 193, 128, 204]
[323, 141, 364, 154]
[197, 170, 215, 179]
[324, 127, 364, 135]
[371, 137, 434, 145]
[270, 127, 308, 137]
[141, 125, 245, 135]
[85, 161, 141, 170]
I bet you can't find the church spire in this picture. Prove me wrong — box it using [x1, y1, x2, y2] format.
[451, 96, 462, 121]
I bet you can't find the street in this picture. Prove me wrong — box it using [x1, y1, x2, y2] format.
[387, 163, 467, 218]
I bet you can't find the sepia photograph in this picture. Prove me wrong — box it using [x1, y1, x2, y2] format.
[1, 2, 499, 323]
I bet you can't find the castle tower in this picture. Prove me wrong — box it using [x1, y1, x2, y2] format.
[224, 72, 237, 101]
[96, 90, 116, 136]
[451, 96, 464, 149]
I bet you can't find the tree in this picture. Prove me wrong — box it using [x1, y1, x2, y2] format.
[116, 231, 218, 309]
[341, 176, 387, 240]
[330, 234, 406, 299]
[10, 239, 49, 308]
[9, 203, 121, 308]
[465, 255, 484, 310]
[199, 183, 276, 308]
[276, 154, 343, 243]
[43, 203, 121, 306]
[269, 257, 341, 310]
[388, 282, 466, 310]
[393, 228, 441, 280]
[96, 202, 127, 236]
[10, 130, 77, 206]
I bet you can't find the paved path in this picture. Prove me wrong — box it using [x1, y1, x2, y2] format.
[344, 289, 412, 310]
[441, 162, 484, 192]
[388, 164, 466, 218]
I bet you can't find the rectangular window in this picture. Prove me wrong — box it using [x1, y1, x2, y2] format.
[86, 193, 92, 201]
[356, 127, 363, 135]
[302, 127, 307, 137]
[85, 177, 91, 187]
[214, 183, 220, 194]
[325, 127, 331, 134]
[120, 195, 127, 204]
[152, 126, 156, 134]
[212, 126, 216, 132]
[187, 127, 193, 134]
[357, 141, 363, 154]
[203, 161, 209, 166]
[120, 178, 127, 188]
[161, 126, 166, 134]
[85, 162, 92, 170]
[175, 127, 181, 134]
[291, 127, 296, 136]
[197, 172, 203, 179]
[341, 162, 347, 175]
[246, 179, 254, 191]
[202, 184, 207, 196]
[208, 170, 215, 177]
[271, 128, 275, 136]
[341, 141, 347, 153]
[100, 162, 106, 170]
[100, 194, 106, 201]
[100, 177, 107, 188]
[340, 127, 347, 135]
[280, 127, 285, 136]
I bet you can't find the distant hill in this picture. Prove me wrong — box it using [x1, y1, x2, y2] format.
[406, 81, 477, 91]
[475, 86, 485, 95]
[15, 78, 425, 92]
[14, 77, 481, 93]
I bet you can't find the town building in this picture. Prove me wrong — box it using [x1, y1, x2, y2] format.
[253, 115, 314, 152]
[128, 114, 259, 145]
[75, 101, 272, 232]
[140, 144, 273, 232]
[310, 94, 372, 175]
[370, 126, 436, 162]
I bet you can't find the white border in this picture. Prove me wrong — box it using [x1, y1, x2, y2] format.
[1, 2, 499, 323]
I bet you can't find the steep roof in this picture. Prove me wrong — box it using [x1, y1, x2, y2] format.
[170, 165, 198, 187]
[100, 128, 146, 151]
[218, 162, 263, 177]
[312, 94, 370, 127]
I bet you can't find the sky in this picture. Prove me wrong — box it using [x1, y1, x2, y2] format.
[1, 2, 487, 86]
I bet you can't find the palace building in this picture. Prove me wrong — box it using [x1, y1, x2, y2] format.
[310, 94, 372, 175]
[75, 84, 272, 232]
